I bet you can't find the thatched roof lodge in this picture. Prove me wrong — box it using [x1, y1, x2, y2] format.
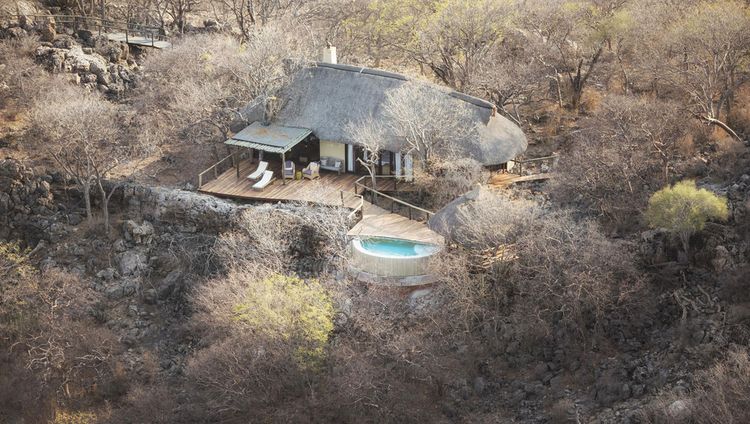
[241, 61, 527, 168]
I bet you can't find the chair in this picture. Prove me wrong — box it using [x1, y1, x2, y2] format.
[283, 160, 295, 179]
[247, 161, 268, 180]
[252, 171, 275, 191]
[302, 162, 320, 180]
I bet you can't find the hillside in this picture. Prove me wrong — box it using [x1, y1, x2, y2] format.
[1, 2, 750, 423]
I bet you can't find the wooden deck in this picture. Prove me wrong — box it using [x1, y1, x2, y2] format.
[348, 206, 444, 245]
[198, 158, 362, 208]
[198, 158, 443, 244]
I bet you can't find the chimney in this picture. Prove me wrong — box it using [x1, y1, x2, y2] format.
[262, 96, 277, 126]
[322, 42, 337, 64]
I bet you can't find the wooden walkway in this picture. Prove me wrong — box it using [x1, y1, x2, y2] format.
[107, 32, 171, 49]
[489, 172, 555, 189]
[12, 15, 171, 49]
[198, 158, 443, 245]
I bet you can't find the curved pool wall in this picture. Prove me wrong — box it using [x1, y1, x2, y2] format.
[350, 237, 441, 280]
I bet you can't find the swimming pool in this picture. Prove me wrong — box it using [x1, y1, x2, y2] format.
[350, 237, 441, 280]
[357, 237, 440, 258]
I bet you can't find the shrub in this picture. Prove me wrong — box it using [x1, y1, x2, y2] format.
[645, 180, 729, 256]
[431, 190, 644, 350]
[232, 273, 334, 368]
[187, 268, 336, 418]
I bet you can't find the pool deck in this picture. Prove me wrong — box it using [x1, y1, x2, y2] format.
[348, 204, 443, 246]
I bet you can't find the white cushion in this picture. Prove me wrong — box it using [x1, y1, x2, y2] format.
[334, 160, 341, 169]
[320, 158, 328, 166]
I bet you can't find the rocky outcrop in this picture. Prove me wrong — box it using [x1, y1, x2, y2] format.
[0, 159, 62, 244]
[35, 43, 136, 94]
[2, 15, 139, 95]
[118, 184, 245, 231]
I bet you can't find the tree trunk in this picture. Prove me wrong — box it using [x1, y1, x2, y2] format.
[82, 182, 93, 222]
[679, 231, 691, 264]
[98, 184, 110, 235]
[699, 115, 743, 142]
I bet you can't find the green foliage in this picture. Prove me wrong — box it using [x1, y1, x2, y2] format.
[646, 180, 729, 252]
[0, 241, 33, 278]
[232, 274, 334, 368]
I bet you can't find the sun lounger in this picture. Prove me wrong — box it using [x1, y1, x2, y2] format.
[252, 170, 275, 191]
[247, 161, 268, 180]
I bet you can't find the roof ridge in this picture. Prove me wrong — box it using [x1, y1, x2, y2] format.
[312, 62, 495, 110]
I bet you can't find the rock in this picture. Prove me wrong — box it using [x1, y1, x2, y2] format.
[158, 270, 183, 300]
[68, 213, 82, 225]
[473, 377, 486, 395]
[143, 288, 157, 304]
[37, 17, 55, 42]
[7, 27, 27, 39]
[96, 267, 116, 281]
[666, 399, 691, 421]
[53, 35, 76, 49]
[121, 334, 137, 347]
[118, 250, 148, 276]
[712, 245, 732, 272]
[77, 29, 94, 45]
[106, 279, 139, 300]
[113, 238, 128, 253]
[124, 220, 155, 245]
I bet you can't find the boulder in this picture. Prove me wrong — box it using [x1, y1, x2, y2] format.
[118, 250, 148, 276]
[712, 245, 732, 272]
[157, 270, 183, 300]
[666, 399, 691, 422]
[123, 220, 155, 245]
[36, 17, 55, 42]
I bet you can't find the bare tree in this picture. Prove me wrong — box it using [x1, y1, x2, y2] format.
[644, 0, 750, 140]
[344, 117, 384, 190]
[209, 0, 307, 40]
[521, 0, 630, 110]
[165, 0, 201, 33]
[552, 95, 688, 230]
[382, 83, 478, 176]
[431, 189, 643, 345]
[131, 29, 311, 147]
[29, 80, 128, 234]
[411, 0, 513, 92]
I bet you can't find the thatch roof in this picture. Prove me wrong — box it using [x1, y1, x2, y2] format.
[244, 63, 527, 165]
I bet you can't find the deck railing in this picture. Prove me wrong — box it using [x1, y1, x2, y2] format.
[354, 175, 434, 222]
[11, 14, 169, 46]
[347, 193, 365, 221]
[509, 154, 559, 176]
[197, 153, 236, 189]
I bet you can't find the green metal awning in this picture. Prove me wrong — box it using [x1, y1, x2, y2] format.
[224, 122, 312, 154]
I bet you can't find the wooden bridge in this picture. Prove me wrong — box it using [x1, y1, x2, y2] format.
[13, 14, 171, 49]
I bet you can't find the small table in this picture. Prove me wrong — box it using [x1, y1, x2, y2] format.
[295, 171, 302, 180]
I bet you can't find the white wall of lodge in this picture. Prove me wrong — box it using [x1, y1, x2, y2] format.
[317, 140, 413, 181]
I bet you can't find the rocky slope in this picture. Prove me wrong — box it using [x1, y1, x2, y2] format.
[1, 15, 140, 95]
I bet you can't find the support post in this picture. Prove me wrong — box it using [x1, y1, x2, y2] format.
[235, 147, 240, 179]
[281, 152, 286, 185]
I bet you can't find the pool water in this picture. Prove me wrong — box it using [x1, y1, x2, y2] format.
[358, 237, 439, 258]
